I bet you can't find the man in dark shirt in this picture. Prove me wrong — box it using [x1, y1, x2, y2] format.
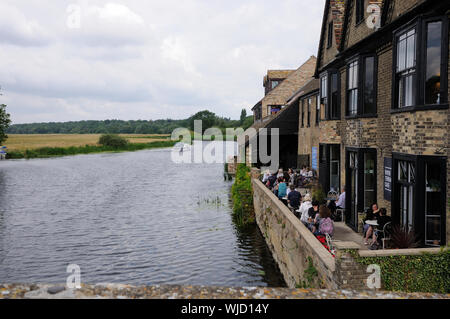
[287, 185, 301, 211]
[267, 173, 277, 189]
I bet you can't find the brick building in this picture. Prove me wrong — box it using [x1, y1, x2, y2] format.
[241, 56, 317, 169]
[244, 0, 448, 247]
[315, 0, 449, 246]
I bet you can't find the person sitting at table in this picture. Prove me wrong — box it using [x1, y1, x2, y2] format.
[336, 187, 346, 210]
[266, 173, 277, 190]
[313, 206, 334, 237]
[364, 203, 380, 245]
[371, 208, 392, 245]
[288, 168, 295, 185]
[277, 168, 284, 179]
[306, 167, 314, 178]
[287, 184, 301, 211]
[306, 200, 320, 231]
[262, 170, 271, 184]
[277, 178, 287, 200]
[299, 194, 313, 224]
[299, 166, 306, 176]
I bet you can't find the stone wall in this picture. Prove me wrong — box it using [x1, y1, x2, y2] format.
[252, 178, 337, 289]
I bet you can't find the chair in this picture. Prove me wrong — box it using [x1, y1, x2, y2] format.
[378, 222, 393, 249]
[326, 233, 335, 253]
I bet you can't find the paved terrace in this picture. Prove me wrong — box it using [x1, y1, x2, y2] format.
[1, 284, 449, 299]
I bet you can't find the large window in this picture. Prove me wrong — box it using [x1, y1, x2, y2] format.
[393, 18, 448, 110]
[347, 61, 359, 116]
[345, 148, 377, 231]
[425, 21, 442, 105]
[397, 160, 415, 231]
[363, 56, 376, 114]
[321, 71, 340, 120]
[425, 162, 443, 246]
[396, 28, 416, 108]
[346, 55, 377, 117]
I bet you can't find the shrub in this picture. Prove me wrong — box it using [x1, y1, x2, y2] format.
[98, 134, 128, 149]
[312, 186, 326, 204]
[231, 164, 255, 227]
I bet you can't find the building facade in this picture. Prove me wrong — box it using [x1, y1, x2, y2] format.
[315, 0, 449, 246]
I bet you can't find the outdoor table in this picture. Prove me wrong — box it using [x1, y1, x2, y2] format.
[365, 220, 379, 226]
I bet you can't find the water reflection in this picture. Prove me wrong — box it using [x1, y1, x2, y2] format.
[0, 143, 285, 287]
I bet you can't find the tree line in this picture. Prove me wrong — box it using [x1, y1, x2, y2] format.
[7, 110, 254, 135]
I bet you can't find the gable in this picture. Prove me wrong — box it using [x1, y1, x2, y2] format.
[316, 0, 346, 73]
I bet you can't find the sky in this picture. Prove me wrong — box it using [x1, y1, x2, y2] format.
[0, 0, 326, 124]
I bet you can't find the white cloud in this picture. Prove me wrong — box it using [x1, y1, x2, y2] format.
[0, 0, 326, 124]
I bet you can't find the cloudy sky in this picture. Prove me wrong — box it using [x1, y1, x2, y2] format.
[0, 0, 325, 124]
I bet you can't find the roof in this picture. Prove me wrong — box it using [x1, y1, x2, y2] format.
[286, 78, 320, 106]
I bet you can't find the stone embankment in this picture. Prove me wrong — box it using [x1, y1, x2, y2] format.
[1, 284, 449, 299]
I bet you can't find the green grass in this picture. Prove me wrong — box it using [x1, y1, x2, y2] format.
[6, 140, 179, 159]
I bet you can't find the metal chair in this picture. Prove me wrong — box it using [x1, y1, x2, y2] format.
[326, 233, 335, 253]
[378, 222, 393, 250]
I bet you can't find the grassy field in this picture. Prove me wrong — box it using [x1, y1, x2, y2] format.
[4, 134, 171, 152]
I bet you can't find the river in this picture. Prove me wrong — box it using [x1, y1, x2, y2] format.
[0, 141, 285, 287]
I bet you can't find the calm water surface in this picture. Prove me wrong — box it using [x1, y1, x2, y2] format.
[0, 142, 285, 287]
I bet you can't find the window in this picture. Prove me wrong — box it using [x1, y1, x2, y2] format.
[364, 152, 376, 210]
[307, 98, 311, 127]
[356, 0, 365, 24]
[330, 145, 340, 192]
[301, 100, 305, 128]
[397, 161, 415, 231]
[363, 56, 376, 114]
[327, 21, 333, 48]
[321, 72, 340, 120]
[320, 74, 328, 119]
[425, 162, 442, 246]
[347, 61, 359, 116]
[425, 21, 442, 105]
[316, 94, 320, 125]
[396, 28, 416, 108]
[393, 17, 448, 110]
[271, 80, 280, 89]
[330, 72, 339, 119]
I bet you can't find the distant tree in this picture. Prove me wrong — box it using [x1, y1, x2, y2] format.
[240, 109, 247, 124]
[188, 110, 217, 133]
[0, 104, 11, 144]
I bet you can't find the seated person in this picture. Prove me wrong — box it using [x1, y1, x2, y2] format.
[299, 194, 313, 223]
[266, 173, 277, 190]
[313, 206, 334, 237]
[335, 188, 346, 209]
[287, 185, 301, 211]
[300, 166, 307, 177]
[306, 200, 320, 231]
[364, 203, 380, 245]
[372, 208, 392, 245]
[306, 167, 314, 178]
[277, 168, 284, 179]
[262, 170, 271, 184]
[277, 178, 287, 200]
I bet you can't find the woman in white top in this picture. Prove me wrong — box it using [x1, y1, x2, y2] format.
[262, 170, 270, 184]
[299, 194, 313, 224]
[277, 168, 284, 179]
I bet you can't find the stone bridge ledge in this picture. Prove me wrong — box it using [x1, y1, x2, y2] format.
[0, 284, 449, 299]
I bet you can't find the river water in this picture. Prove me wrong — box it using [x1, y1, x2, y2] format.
[0, 142, 285, 287]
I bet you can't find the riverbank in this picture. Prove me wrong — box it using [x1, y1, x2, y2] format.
[1, 283, 449, 299]
[5, 140, 178, 159]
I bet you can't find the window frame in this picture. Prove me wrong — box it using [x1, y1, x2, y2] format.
[327, 21, 333, 48]
[316, 94, 320, 126]
[391, 16, 449, 113]
[345, 54, 378, 118]
[355, 0, 365, 26]
[320, 70, 340, 121]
